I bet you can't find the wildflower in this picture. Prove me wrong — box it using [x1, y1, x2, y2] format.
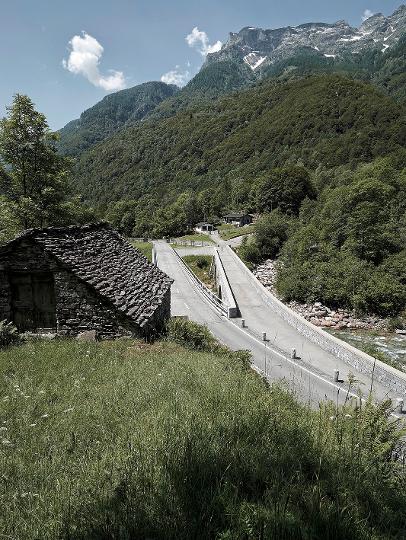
[329, 415, 336, 421]
[29, 423, 37, 427]
[41, 414, 48, 418]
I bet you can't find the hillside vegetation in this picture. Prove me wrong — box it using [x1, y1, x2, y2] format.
[74, 75, 405, 208]
[70, 74, 406, 318]
[1, 336, 406, 539]
[58, 81, 178, 156]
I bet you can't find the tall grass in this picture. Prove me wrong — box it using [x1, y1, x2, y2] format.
[1, 338, 406, 539]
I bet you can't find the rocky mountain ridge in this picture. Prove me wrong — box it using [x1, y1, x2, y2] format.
[205, 5, 406, 71]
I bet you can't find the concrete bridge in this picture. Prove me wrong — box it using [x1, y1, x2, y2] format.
[153, 239, 406, 414]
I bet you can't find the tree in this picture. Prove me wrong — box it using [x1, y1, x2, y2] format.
[255, 210, 294, 259]
[252, 166, 316, 215]
[0, 94, 72, 229]
[0, 196, 19, 245]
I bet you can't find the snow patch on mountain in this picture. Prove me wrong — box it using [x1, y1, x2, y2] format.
[205, 5, 406, 69]
[243, 52, 267, 70]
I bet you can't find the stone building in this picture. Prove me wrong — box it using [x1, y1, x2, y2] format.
[223, 213, 253, 227]
[0, 223, 172, 339]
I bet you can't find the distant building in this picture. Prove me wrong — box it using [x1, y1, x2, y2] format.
[0, 223, 172, 339]
[223, 213, 253, 227]
[195, 222, 215, 233]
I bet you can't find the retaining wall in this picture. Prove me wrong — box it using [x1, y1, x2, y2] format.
[227, 246, 406, 395]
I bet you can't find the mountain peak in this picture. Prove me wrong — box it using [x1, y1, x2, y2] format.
[206, 5, 406, 72]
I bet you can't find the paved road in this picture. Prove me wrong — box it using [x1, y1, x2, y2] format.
[214, 237, 400, 405]
[154, 240, 396, 409]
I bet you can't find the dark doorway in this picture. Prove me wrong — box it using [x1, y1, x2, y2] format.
[10, 272, 56, 331]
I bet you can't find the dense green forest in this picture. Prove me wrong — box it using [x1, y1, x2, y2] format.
[74, 74, 405, 212]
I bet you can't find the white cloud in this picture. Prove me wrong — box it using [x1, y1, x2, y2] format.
[186, 27, 222, 56]
[362, 9, 375, 22]
[161, 65, 190, 87]
[62, 32, 126, 91]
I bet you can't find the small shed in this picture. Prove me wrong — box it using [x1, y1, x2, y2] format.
[195, 222, 215, 233]
[223, 213, 253, 227]
[0, 223, 172, 339]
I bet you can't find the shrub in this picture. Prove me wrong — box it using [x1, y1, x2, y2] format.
[195, 255, 210, 269]
[254, 210, 294, 260]
[167, 317, 217, 352]
[166, 318, 251, 367]
[239, 237, 261, 265]
[387, 317, 405, 332]
[0, 320, 20, 348]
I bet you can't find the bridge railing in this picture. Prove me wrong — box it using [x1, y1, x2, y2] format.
[168, 238, 213, 247]
[170, 247, 229, 318]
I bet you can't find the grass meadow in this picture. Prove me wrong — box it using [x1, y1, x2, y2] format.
[129, 240, 153, 261]
[218, 223, 256, 241]
[1, 337, 406, 539]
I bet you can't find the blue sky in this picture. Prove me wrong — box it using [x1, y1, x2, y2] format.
[0, 0, 403, 129]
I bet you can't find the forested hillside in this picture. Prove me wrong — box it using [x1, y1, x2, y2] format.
[58, 81, 178, 155]
[74, 75, 405, 208]
[58, 30, 406, 159]
[70, 73, 405, 318]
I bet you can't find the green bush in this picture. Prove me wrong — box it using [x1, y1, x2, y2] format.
[254, 210, 294, 260]
[0, 320, 20, 348]
[166, 318, 251, 366]
[195, 255, 210, 269]
[166, 317, 217, 352]
[239, 237, 261, 265]
[387, 317, 405, 332]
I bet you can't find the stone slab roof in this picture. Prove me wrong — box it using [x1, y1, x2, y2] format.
[1, 223, 172, 328]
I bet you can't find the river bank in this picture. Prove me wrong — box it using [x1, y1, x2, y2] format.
[253, 259, 406, 367]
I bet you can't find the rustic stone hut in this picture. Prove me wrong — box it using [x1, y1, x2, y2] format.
[0, 223, 172, 339]
[223, 213, 253, 227]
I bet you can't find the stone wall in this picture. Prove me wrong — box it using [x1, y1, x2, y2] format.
[0, 271, 11, 322]
[228, 246, 406, 395]
[143, 288, 171, 336]
[0, 239, 166, 339]
[54, 271, 141, 339]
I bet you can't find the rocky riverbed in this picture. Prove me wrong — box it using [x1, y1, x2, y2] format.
[253, 259, 389, 331]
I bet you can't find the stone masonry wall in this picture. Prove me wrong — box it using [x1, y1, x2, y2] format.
[0, 271, 11, 322]
[54, 271, 141, 339]
[0, 239, 161, 339]
[142, 288, 171, 337]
